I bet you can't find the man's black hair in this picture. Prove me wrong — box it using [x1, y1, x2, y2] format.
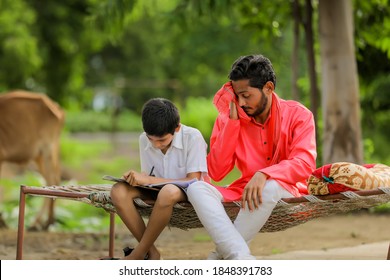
[141, 98, 180, 136]
[228, 54, 277, 89]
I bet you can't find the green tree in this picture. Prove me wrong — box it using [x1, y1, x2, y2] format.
[86, 0, 284, 113]
[0, 0, 110, 107]
[0, 0, 42, 91]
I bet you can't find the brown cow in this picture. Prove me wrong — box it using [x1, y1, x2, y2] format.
[0, 90, 65, 230]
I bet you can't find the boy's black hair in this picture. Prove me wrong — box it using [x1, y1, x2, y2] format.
[141, 98, 180, 136]
[228, 54, 277, 90]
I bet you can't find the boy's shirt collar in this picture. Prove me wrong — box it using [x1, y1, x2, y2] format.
[170, 124, 184, 149]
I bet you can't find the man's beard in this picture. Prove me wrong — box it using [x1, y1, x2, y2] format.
[245, 90, 268, 117]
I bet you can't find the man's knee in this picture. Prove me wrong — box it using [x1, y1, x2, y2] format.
[186, 181, 211, 202]
[262, 180, 287, 204]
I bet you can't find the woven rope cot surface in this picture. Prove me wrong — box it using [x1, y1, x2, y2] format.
[24, 184, 390, 232]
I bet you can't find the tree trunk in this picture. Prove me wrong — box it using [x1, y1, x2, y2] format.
[291, 0, 301, 101]
[319, 0, 363, 164]
[304, 0, 320, 142]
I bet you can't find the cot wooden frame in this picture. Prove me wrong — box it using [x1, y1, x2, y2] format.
[16, 184, 390, 260]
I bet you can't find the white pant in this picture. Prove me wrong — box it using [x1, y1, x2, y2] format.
[186, 180, 293, 260]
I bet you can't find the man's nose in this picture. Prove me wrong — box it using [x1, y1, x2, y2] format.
[238, 97, 246, 107]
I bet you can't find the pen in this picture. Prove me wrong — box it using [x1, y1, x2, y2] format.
[149, 166, 155, 176]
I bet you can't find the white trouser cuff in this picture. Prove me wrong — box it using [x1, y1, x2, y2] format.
[187, 182, 253, 260]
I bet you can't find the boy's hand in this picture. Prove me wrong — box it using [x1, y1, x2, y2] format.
[122, 170, 150, 186]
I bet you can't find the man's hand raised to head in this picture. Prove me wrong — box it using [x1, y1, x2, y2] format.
[229, 101, 239, 120]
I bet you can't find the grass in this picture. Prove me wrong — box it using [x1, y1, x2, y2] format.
[193, 233, 212, 242]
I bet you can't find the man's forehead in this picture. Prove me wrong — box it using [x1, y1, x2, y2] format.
[232, 79, 250, 86]
[232, 80, 256, 94]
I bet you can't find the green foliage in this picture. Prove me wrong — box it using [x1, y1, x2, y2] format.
[64, 109, 142, 133]
[87, 0, 136, 41]
[0, 0, 109, 105]
[355, 0, 390, 58]
[360, 74, 390, 165]
[369, 202, 390, 214]
[60, 134, 139, 180]
[86, 0, 272, 113]
[180, 97, 217, 144]
[0, 0, 41, 90]
[60, 136, 110, 168]
[355, 0, 390, 83]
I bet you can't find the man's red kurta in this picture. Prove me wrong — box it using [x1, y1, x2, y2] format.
[208, 82, 317, 202]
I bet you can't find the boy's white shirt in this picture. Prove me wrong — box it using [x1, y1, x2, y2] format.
[139, 124, 208, 180]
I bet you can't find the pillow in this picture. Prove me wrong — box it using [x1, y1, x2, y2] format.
[307, 162, 390, 195]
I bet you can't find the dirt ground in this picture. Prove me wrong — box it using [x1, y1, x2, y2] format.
[1, 212, 389, 260]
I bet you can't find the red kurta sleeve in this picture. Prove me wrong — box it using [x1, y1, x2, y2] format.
[207, 116, 241, 182]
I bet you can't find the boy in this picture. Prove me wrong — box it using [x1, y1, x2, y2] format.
[110, 98, 208, 260]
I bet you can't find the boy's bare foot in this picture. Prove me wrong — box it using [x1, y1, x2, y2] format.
[147, 250, 161, 260]
[123, 247, 160, 260]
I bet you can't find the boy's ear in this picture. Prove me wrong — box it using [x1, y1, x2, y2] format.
[175, 123, 181, 132]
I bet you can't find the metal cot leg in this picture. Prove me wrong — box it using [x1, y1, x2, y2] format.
[109, 212, 115, 258]
[16, 186, 27, 260]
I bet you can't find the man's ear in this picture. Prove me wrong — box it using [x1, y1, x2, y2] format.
[175, 123, 181, 132]
[264, 81, 275, 92]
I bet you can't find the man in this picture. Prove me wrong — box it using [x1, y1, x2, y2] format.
[186, 54, 317, 260]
